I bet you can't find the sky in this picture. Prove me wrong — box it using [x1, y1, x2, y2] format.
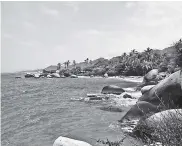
[1, 1, 182, 73]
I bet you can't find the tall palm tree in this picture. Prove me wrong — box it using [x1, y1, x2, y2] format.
[64, 62, 67, 69]
[85, 58, 89, 64]
[67, 60, 70, 68]
[73, 60, 76, 68]
[57, 63, 61, 70]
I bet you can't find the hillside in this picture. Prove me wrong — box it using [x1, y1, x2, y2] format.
[22, 39, 181, 77]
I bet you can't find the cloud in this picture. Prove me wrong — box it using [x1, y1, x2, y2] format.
[18, 40, 41, 47]
[23, 21, 36, 29]
[3, 33, 13, 39]
[41, 6, 59, 18]
[64, 2, 79, 12]
[125, 2, 136, 9]
[129, 2, 182, 27]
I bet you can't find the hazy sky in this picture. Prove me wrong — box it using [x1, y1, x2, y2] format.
[1, 1, 182, 73]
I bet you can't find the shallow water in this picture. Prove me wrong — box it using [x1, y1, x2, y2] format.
[1, 74, 139, 146]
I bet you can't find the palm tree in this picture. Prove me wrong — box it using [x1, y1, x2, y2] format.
[144, 47, 153, 61]
[67, 60, 70, 68]
[57, 63, 61, 70]
[145, 47, 153, 53]
[85, 58, 89, 64]
[64, 62, 67, 69]
[73, 60, 76, 68]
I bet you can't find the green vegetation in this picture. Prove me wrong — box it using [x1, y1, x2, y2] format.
[56, 39, 182, 76]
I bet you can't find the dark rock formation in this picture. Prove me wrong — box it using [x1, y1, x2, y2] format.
[123, 94, 132, 99]
[119, 101, 160, 122]
[101, 85, 125, 95]
[139, 70, 182, 108]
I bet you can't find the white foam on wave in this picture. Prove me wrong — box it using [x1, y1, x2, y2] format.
[120, 120, 139, 133]
[112, 97, 137, 107]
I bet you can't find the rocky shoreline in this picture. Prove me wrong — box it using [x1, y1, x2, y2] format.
[53, 69, 182, 146]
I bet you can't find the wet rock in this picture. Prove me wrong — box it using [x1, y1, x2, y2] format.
[53, 136, 92, 146]
[70, 74, 78, 78]
[101, 85, 125, 95]
[25, 73, 34, 78]
[119, 101, 160, 122]
[123, 94, 132, 99]
[52, 73, 60, 78]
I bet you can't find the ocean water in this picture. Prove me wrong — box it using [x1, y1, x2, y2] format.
[1, 74, 139, 146]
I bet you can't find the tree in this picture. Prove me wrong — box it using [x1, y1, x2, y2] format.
[57, 63, 61, 70]
[73, 60, 76, 68]
[64, 62, 67, 69]
[85, 58, 89, 64]
[67, 60, 70, 68]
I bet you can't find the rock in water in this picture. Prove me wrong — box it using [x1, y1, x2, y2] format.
[25, 73, 34, 78]
[104, 73, 108, 78]
[52, 73, 60, 78]
[70, 74, 78, 78]
[141, 85, 155, 95]
[53, 136, 92, 146]
[101, 85, 125, 95]
[123, 93, 132, 99]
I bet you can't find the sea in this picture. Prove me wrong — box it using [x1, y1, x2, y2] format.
[1, 73, 140, 146]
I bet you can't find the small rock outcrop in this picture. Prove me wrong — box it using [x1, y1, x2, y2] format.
[53, 136, 92, 146]
[101, 85, 125, 95]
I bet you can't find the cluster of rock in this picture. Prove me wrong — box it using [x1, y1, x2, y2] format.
[119, 69, 182, 142]
[24, 72, 78, 79]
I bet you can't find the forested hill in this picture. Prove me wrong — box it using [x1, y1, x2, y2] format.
[59, 39, 181, 76]
[20, 39, 182, 77]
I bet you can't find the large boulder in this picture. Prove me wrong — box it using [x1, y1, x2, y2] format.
[25, 73, 34, 78]
[141, 85, 155, 95]
[139, 70, 182, 108]
[119, 101, 160, 122]
[101, 85, 125, 95]
[132, 109, 182, 143]
[53, 136, 92, 146]
[52, 73, 60, 78]
[143, 69, 159, 83]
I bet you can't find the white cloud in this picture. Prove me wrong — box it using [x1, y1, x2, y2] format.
[125, 2, 136, 9]
[23, 21, 36, 29]
[3, 33, 13, 39]
[64, 2, 79, 12]
[41, 6, 59, 18]
[129, 2, 182, 27]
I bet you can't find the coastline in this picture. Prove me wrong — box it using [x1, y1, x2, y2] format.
[78, 75, 143, 83]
